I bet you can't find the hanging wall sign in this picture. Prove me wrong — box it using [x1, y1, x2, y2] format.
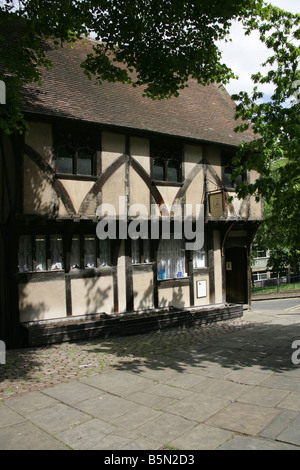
[208, 191, 224, 218]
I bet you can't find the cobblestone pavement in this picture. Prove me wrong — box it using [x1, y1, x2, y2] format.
[0, 317, 252, 401]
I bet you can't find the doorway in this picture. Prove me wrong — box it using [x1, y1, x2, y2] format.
[225, 246, 248, 304]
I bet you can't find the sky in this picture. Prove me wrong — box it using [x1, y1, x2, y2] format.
[217, 0, 299, 100]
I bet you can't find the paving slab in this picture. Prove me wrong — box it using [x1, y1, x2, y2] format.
[4, 391, 58, 416]
[191, 377, 252, 401]
[184, 362, 232, 379]
[27, 402, 92, 434]
[261, 374, 300, 392]
[128, 390, 177, 410]
[206, 402, 280, 436]
[163, 392, 229, 422]
[55, 418, 117, 450]
[146, 382, 193, 400]
[218, 435, 299, 450]
[109, 405, 161, 430]
[276, 391, 300, 411]
[122, 363, 182, 382]
[259, 409, 299, 440]
[120, 437, 162, 450]
[91, 433, 137, 450]
[74, 393, 139, 421]
[163, 373, 207, 389]
[225, 369, 272, 386]
[169, 423, 234, 450]
[42, 381, 103, 406]
[134, 412, 195, 444]
[0, 421, 68, 450]
[237, 385, 290, 407]
[80, 369, 154, 396]
[276, 414, 300, 447]
[0, 403, 26, 428]
[279, 367, 300, 378]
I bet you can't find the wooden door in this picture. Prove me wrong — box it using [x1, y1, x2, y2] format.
[225, 247, 248, 304]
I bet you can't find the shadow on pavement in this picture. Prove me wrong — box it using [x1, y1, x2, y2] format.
[1, 319, 300, 399]
[81, 321, 300, 376]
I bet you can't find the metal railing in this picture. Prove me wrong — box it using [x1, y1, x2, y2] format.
[252, 275, 300, 294]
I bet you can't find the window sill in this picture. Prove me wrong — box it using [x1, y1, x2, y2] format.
[132, 262, 154, 266]
[153, 180, 183, 187]
[158, 277, 190, 288]
[224, 186, 238, 193]
[56, 173, 98, 182]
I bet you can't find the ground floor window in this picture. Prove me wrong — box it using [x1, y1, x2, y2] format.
[18, 234, 64, 272]
[71, 235, 111, 269]
[157, 235, 186, 279]
[18, 235, 33, 273]
[252, 272, 268, 281]
[193, 247, 206, 269]
[131, 238, 151, 264]
[50, 235, 64, 270]
[18, 232, 111, 272]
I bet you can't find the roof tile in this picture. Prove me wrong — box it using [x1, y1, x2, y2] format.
[21, 39, 256, 147]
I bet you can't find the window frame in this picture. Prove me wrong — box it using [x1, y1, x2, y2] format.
[18, 232, 113, 274]
[192, 243, 207, 270]
[53, 125, 100, 179]
[18, 233, 65, 273]
[131, 238, 152, 265]
[151, 139, 183, 185]
[156, 235, 188, 280]
[70, 234, 112, 270]
[221, 151, 246, 191]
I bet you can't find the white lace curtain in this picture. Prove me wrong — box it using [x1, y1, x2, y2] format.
[157, 235, 186, 279]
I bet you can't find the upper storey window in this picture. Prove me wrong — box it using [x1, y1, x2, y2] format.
[222, 150, 245, 190]
[223, 165, 244, 189]
[151, 140, 182, 183]
[54, 126, 99, 177]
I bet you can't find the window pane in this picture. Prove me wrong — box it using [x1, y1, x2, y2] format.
[77, 149, 93, 175]
[50, 235, 64, 270]
[131, 239, 140, 264]
[153, 160, 164, 180]
[259, 272, 268, 280]
[157, 236, 185, 279]
[142, 239, 150, 263]
[193, 249, 206, 269]
[84, 235, 96, 268]
[235, 173, 243, 186]
[224, 166, 233, 187]
[99, 239, 110, 266]
[35, 235, 47, 271]
[57, 147, 73, 174]
[167, 161, 179, 182]
[18, 235, 32, 272]
[70, 237, 80, 269]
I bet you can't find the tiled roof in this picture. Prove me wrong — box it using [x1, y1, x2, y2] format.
[21, 38, 256, 147]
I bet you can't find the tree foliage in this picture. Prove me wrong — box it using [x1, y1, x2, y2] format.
[231, 4, 300, 272]
[0, 1, 299, 271]
[0, 0, 263, 132]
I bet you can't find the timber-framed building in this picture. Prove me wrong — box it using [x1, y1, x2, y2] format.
[0, 39, 262, 348]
